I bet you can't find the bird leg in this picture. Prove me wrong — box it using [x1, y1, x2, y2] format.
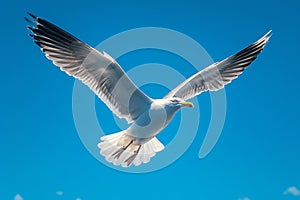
[124, 145, 142, 167]
[112, 140, 134, 159]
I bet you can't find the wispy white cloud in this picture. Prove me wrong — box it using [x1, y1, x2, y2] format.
[238, 197, 250, 200]
[14, 194, 23, 200]
[75, 198, 81, 200]
[56, 191, 63, 196]
[284, 186, 300, 196]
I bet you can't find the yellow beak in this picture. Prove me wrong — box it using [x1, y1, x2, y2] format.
[181, 102, 194, 108]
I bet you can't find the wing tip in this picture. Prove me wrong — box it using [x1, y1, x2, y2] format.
[261, 29, 272, 43]
[25, 12, 38, 34]
[265, 29, 273, 37]
[27, 12, 37, 19]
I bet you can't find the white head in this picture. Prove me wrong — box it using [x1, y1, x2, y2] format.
[167, 97, 194, 109]
[159, 97, 194, 124]
[151, 97, 194, 117]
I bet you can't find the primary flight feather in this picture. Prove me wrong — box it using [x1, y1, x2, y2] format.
[25, 13, 271, 167]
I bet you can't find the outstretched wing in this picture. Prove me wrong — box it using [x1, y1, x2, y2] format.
[25, 13, 152, 123]
[164, 30, 272, 100]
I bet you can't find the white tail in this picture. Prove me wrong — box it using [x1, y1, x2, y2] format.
[97, 130, 164, 167]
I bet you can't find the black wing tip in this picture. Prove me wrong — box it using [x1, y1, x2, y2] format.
[248, 29, 273, 51]
[24, 12, 40, 25]
[24, 16, 31, 22]
[25, 12, 38, 29]
[26, 25, 34, 31]
[257, 30, 272, 52]
[27, 12, 37, 19]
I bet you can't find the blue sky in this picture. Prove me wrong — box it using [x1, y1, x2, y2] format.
[1, 0, 300, 199]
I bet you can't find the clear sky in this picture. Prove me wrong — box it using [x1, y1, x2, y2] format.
[1, 0, 300, 200]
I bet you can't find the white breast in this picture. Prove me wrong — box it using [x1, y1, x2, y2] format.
[126, 99, 169, 140]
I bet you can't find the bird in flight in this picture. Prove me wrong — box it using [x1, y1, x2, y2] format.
[25, 13, 271, 167]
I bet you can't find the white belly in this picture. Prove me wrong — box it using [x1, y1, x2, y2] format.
[126, 100, 169, 140]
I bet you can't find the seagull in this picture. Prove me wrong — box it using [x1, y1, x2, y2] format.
[25, 13, 271, 167]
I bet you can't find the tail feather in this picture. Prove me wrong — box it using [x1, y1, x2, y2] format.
[97, 130, 164, 167]
[100, 132, 123, 141]
[148, 137, 164, 152]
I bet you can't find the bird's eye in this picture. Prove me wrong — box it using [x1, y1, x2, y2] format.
[171, 99, 179, 103]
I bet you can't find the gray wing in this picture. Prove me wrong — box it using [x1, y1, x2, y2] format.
[164, 30, 272, 100]
[25, 13, 152, 123]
